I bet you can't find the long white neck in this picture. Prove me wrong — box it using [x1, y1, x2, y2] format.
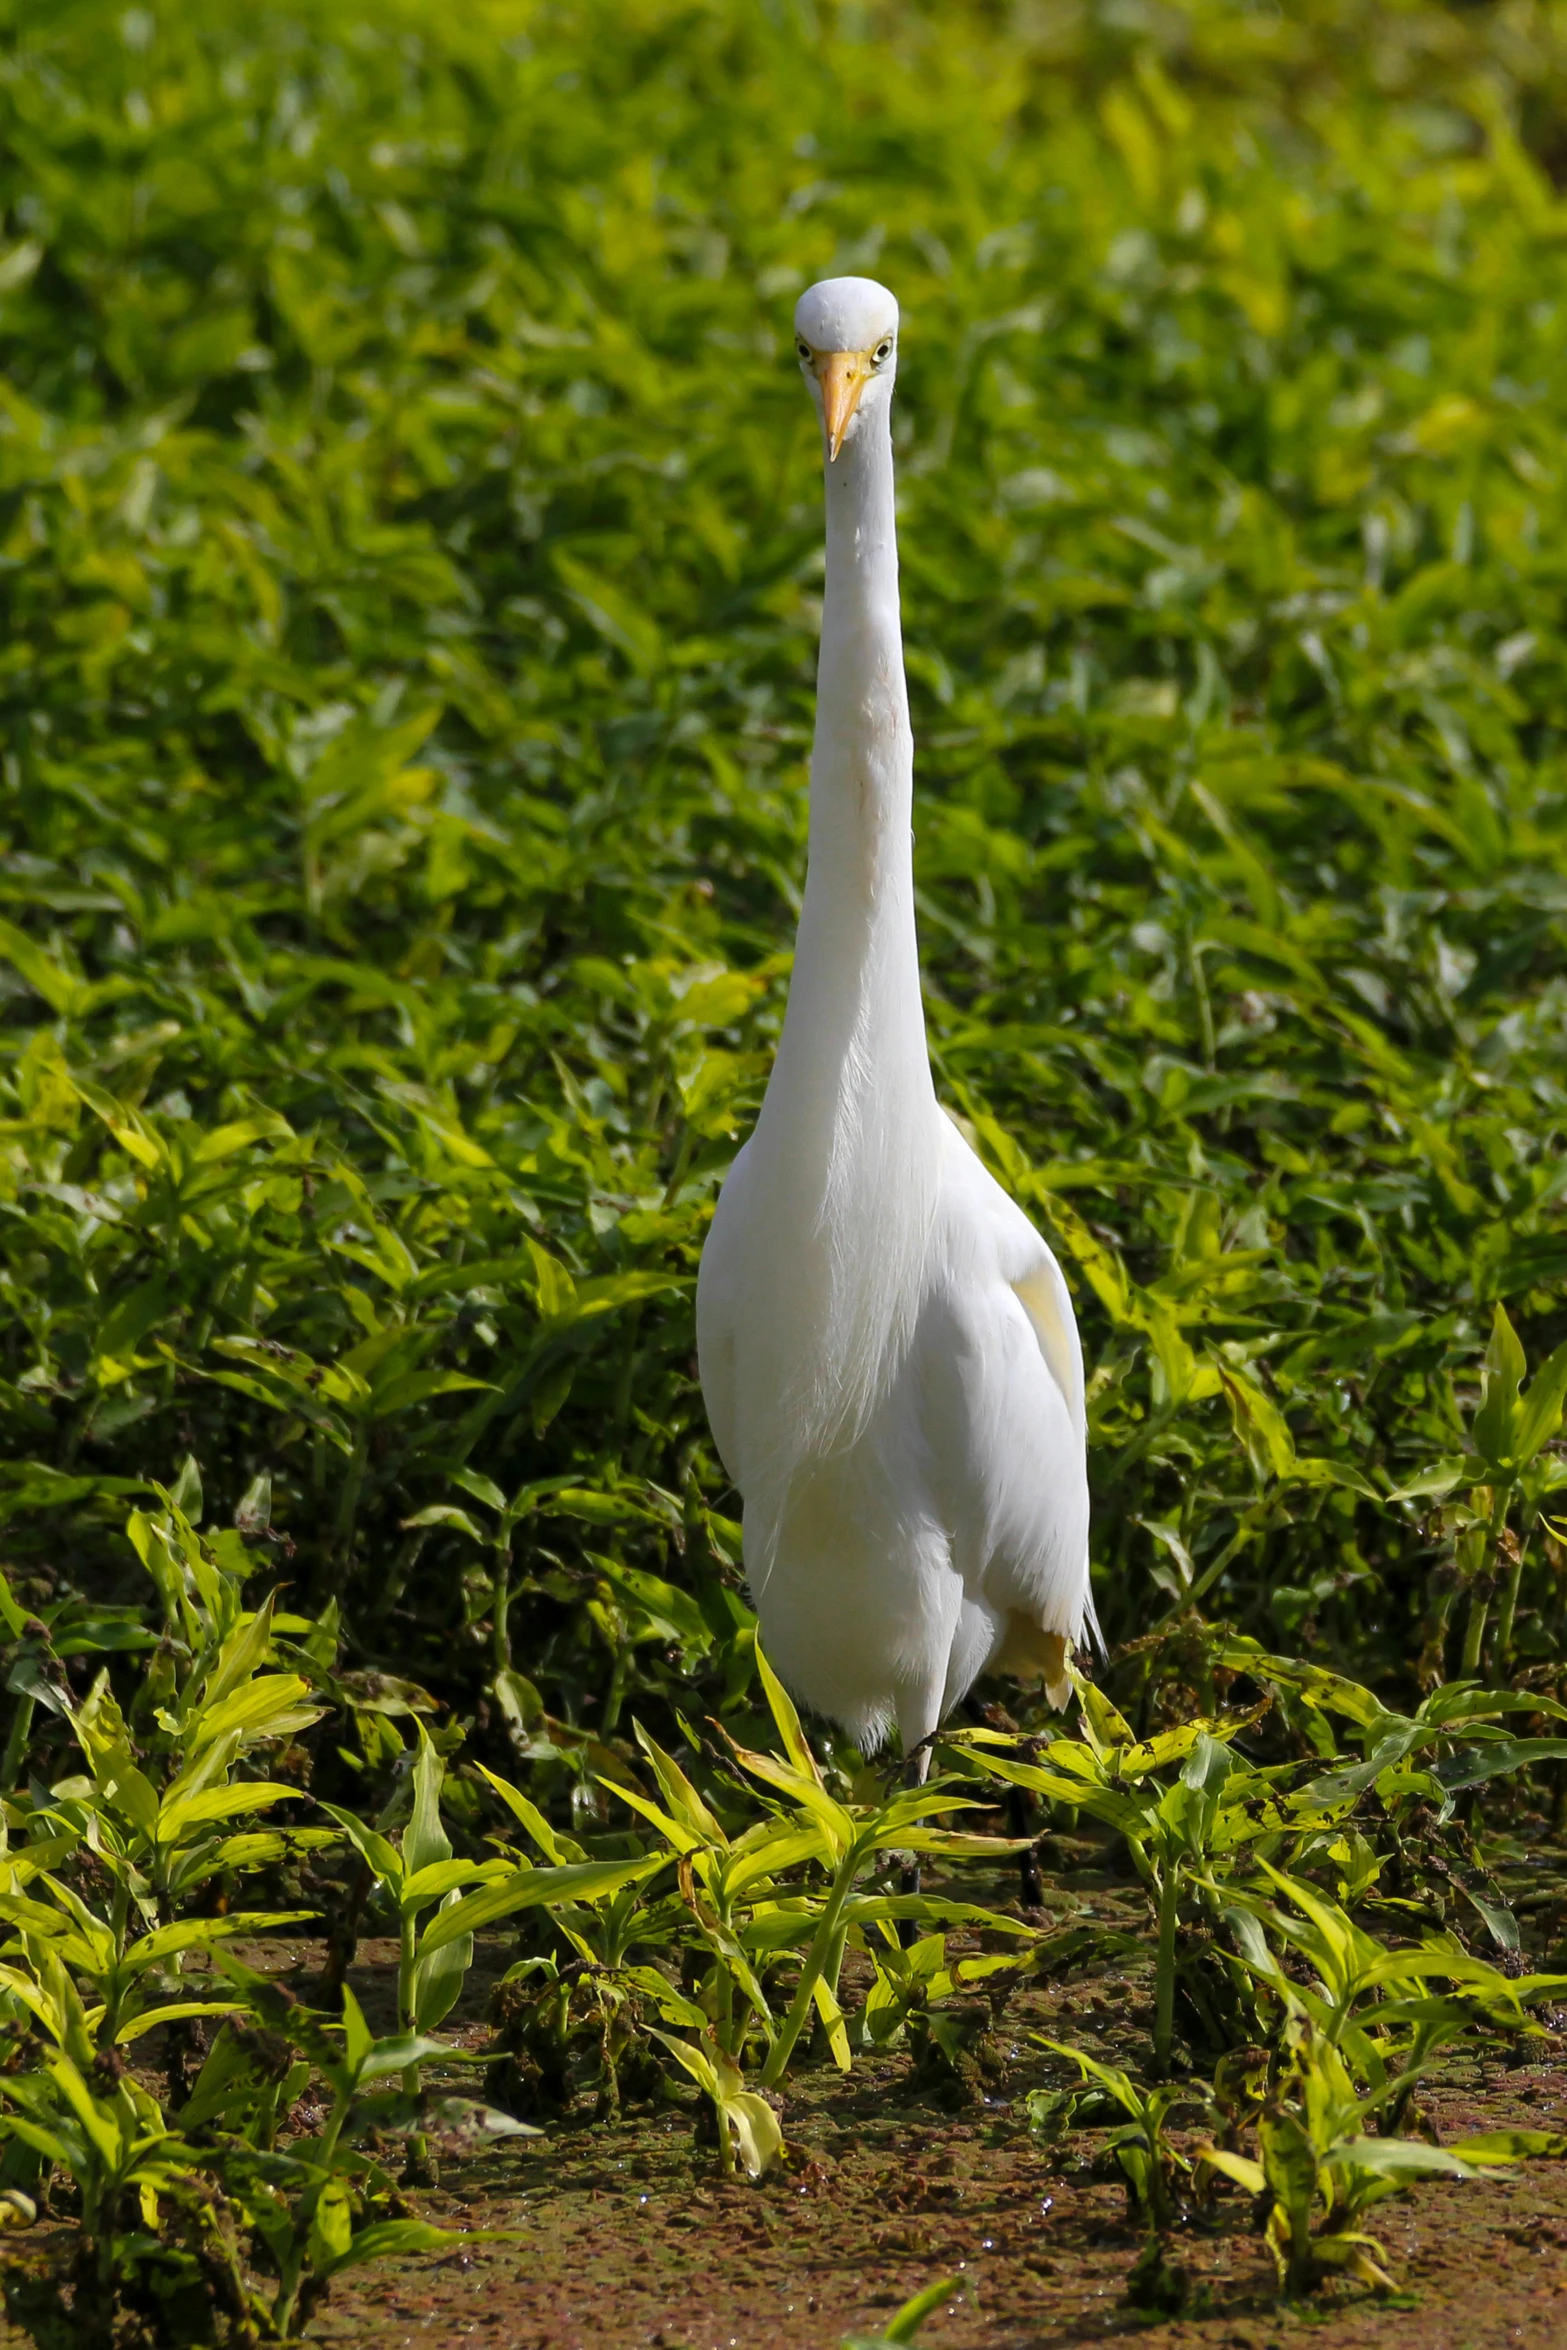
[744, 390, 940, 1499]
[802, 394, 922, 1026]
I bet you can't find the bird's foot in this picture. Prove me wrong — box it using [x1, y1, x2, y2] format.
[897, 1856, 921, 1947]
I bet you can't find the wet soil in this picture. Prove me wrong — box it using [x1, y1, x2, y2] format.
[6, 1915, 1567, 2350]
[315, 2061, 1567, 2350]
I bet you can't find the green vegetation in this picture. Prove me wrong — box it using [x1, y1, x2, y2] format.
[6, 0, 1567, 2335]
[840, 2275, 966, 2348]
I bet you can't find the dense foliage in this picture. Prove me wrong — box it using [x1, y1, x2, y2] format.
[6, 0, 1567, 1730]
[9, 0, 1567, 2334]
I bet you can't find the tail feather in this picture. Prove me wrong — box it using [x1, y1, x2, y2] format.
[995, 1613, 1074, 1711]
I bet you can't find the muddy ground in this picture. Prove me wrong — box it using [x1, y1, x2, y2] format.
[5, 1894, 1567, 2350]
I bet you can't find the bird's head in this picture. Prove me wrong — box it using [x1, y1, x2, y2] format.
[793, 276, 899, 462]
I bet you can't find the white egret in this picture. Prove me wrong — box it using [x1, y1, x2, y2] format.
[696, 275, 1092, 1777]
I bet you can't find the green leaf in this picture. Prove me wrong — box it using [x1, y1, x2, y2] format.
[593, 1556, 712, 1651]
[0, 916, 85, 1015]
[1387, 1458, 1471, 1503]
[191, 1673, 323, 1750]
[1472, 1303, 1528, 1469]
[1327, 2137, 1476, 2181]
[449, 1469, 508, 1514]
[882, 2277, 966, 2343]
[475, 1763, 586, 1865]
[308, 2177, 354, 2270]
[400, 1505, 490, 1542]
[115, 2000, 248, 2044]
[412, 1891, 474, 2032]
[354, 2030, 454, 2085]
[841, 2275, 968, 2348]
[323, 2221, 514, 2279]
[401, 1858, 495, 1907]
[416, 1857, 664, 1957]
[156, 1782, 294, 1840]
[1447, 2130, 1567, 2161]
[754, 1642, 824, 1787]
[318, 1804, 403, 1887]
[342, 1985, 374, 2080]
[1512, 1336, 1567, 1465]
[1197, 2144, 1266, 2196]
[1217, 1361, 1296, 1481]
[1432, 1738, 1567, 1790]
[190, 1114, 294, 1164]
[405, 1723, 452, 1878]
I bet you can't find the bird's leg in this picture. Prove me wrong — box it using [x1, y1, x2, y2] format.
[897, 1734, 934, 1944]
[1008, 1780, 1044, 1910]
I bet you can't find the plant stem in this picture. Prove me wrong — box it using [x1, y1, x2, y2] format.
[599, 1643, 630, 1739]
[1150, 1495, 1276, 1632]
[1494, 1526, 1527, 1676]
[319, 2084, 351, 2171]
[492, 1541, 513, 1673]
[761, 1840, 862, 2089]
[824, 1914, 852, 2018]
[398, 1912, 432, 2182]
[1288, 2199, 1314, 2296]
[1459, 1591, 1490, 1679]
[325, 1423, 369, 1597]
[1152, 1858, 1180, 2080]
[0, 1692, 34, 1788]
[1462, 1483, 1512, 1678]
[1417, 1575, 1457, 1689]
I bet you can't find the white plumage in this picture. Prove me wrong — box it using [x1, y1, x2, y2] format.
[697, 275, 1093, 1766]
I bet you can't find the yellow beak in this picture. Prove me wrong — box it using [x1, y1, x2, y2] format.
[818, 350, 870, 461]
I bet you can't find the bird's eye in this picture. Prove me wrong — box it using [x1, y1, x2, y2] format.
[874, 339, 893, 363]
[796, 339, 812, 361]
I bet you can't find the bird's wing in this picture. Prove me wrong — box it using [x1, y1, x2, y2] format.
[914, 1119, 1093, 1672]
[934, 1112, 1086, 1432]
